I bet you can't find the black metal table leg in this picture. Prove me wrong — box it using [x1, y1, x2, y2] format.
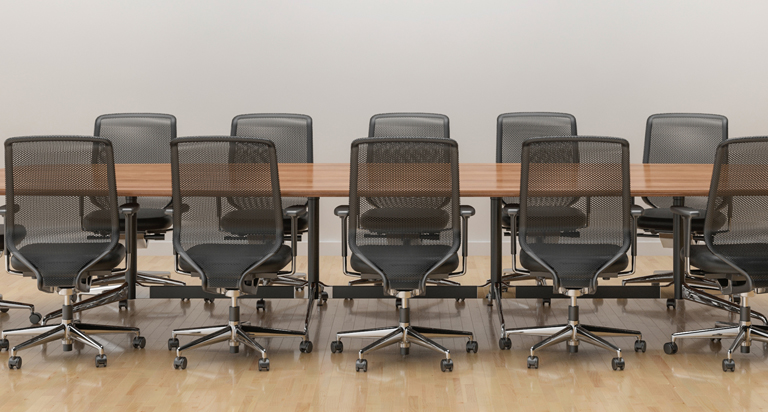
[308, 198, 320, 298]
[124, 196, 138, 300]
[672, 196, 685, 301]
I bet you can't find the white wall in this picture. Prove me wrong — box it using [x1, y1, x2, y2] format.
[2, 1, 767, 255]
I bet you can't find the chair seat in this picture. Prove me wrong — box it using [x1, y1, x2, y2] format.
[638, 208, 707, 233]
[501, 206, 587, 231]
[520, 244, 628, 289]
[350, 245, 459, 291]
[690, 244, 768, 288]
[360, 208, 449, 232]
[83, 208, 173, 233]
[179, 244, 292, 289]
[11, 243, 126, 287]
[219, 210, 308, 236]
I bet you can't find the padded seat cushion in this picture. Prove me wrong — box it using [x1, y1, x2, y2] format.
[637, 208, 707, 233]
[11, 243, 125, 287]
[350, 245, 459, 290]
[83, 208, 173, 233]
[501, 206, 587, 231]
[219, 210, 308, 236]
[359, 208, 449, 232]
[519, 244, 628, 289]
[690, 244, 768, 288]
[179, 244, 292, 289]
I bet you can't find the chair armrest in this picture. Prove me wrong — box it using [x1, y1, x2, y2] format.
[0, 204, 20, 216]
[285, 205, 308, 218]
[119, 202, 140, 214]
[165, 207, 173, 216]
[334, 205, 349, 218]
[460, 205, 476, 217]
[631, 205, 644, 217]
[503, 204, 519, 218]
[670, 206, 700, 218]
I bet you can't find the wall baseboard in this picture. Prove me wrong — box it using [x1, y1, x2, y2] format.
[138, 238, 672, 257]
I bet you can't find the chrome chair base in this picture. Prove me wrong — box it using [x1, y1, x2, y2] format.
[169, 290, 311, 371]
[501, 293, 644, 370]
[330, 292, 477, 372]
[0, 294, 41, 324]
[682, 284, 768, 325]
[622, 270, 719, 290]
[42, 282, 129, 324]
[91, 271, 186, 287]
[1, 290, 142, 369]
[665, 293, 768, 372]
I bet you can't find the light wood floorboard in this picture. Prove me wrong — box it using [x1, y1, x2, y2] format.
[0, 255, 765, 411]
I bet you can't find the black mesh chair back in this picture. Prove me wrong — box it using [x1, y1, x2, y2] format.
[231, 114, 312, 210]
[171, 137, 283, 292]
[4, 137, 120, 290]
[348, 137, 460, 293]
[497, 112, 577, 204]
[703, 137, 768, 289]
[519, 137, 631, 293]
[369, 113, 449, 138]
[95, 113, 176, 210]
[642, 113, 727, 210]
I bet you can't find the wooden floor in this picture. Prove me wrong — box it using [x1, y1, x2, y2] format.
[0, 255, 766, 411]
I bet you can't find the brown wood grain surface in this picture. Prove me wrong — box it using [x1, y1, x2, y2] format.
[0, 163, 715, 197]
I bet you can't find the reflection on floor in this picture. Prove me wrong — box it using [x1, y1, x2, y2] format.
[0, 255, 764, 411]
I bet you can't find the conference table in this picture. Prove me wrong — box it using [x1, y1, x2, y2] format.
[0, 163, 714, 305]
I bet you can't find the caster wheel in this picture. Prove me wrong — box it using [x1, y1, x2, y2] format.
[256, 299, 266, 312]
[330, 340, 343, 353]
[666, 299, 676, 310]
[355, 359, 368, 372]
[722, 358, 735, 372]
[498, 337, 512, 350]
[29, 312, 42, 324]
[568, 344, 578, 353]
[634, 340, 647, 353]
[119, 300, 128, 310]
[180, 298, 190, 302]
[173, 356, 187, 370]
[663, 342, 678, 355]
[466, 340, 478, 353]
[0, 308, 8, 313]
[168, 338, 180, 350]
[258, 358, 270, 371]
[63, 343, 73, 352]
[0, 339, 8, 351]
[95, 354, 107, 368]
[319, 291, 329, 307]
[711, 338, 721, 343]
[203, 298, 214, 304]
[400, 346, 410, 356]
[8, 356, 21, 370]
[542, 298, 551, 306]
[611, 357, 625, 371]
[527, 356, 539, 369]
[440, 359, 453, 372]
[132, 336, 146, 349]
[455, 298, 465, 304]
[299, 340, 313, 353]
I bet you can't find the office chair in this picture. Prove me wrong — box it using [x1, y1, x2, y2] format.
[39, 114, 186, 323]
[341, 113, 453, 292]
[369, 112, 450, 138]
[167, 137, 311, 371]
[0, 137, 145, 369]
[663, 137, 768, 372]
[493, 112, 579, 299]
[222, 114, 325, 309]
[0, 226, 41, 323]
[624, 114, 726, 296]
[329, 137, 478, 372]
[502, 137, 645, 370]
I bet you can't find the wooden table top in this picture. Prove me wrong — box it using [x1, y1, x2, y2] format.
[0, 163, 714, 197]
